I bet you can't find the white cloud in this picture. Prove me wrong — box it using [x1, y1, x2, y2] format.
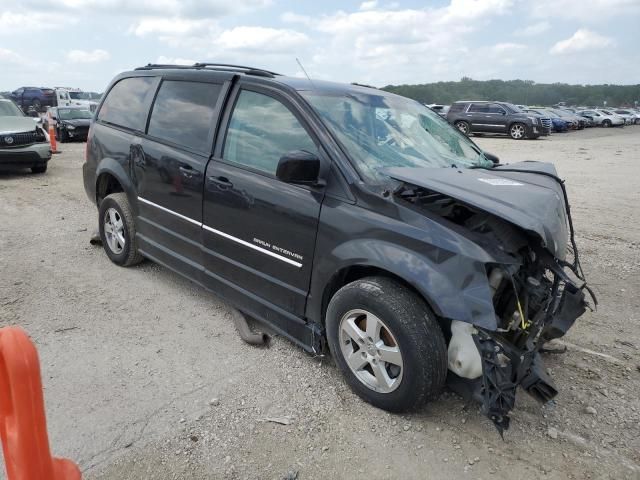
[216, 26, 309, 53]
[66, 49, 111, 63]
[155, 56, 197, 65]
[0, 11, 73, 33]
[550, 29, 614, 55]
[492, 42, 526, 53]
[0, 48, 24, 64]
[517, 21, 550, 37]
[532, 0, 640, 21]
[359, 1, 378, 10]
[440, 0, 513, 22]
[131, 17, 210, 37]
[22, 0, 271, 19]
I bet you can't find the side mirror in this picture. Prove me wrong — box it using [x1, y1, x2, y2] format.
[276, 150, 322, 186]
[484, 152, 500, 164]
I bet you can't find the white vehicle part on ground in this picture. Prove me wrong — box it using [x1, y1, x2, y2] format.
[447, 320, 483, 379]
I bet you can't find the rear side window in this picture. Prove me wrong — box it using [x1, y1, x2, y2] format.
[448, 103, 466, 113]
[488, 104, 506, 114]
[147, 80, 221, 153]
[98, 77, 155, 131]
[223, 90, 316, 176]
[468, 103, 489, 113]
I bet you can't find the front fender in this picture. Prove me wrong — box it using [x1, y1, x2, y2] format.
[311, 238, 497, 331]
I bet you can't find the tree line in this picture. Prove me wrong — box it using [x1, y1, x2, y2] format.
[382, 78, 640, 107]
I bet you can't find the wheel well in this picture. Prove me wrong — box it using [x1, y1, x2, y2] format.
[96, 173, 124, 205]
[321, 265, 441, 327]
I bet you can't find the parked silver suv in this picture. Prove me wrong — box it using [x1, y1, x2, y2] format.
[0, 98, 51, 173]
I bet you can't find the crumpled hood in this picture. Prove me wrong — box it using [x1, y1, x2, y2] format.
[387, 161, 569, 260]
[0, 116, 39, 135]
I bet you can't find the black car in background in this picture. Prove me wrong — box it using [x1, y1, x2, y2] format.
[44, 106, 93, 142]
[447, 101, 543, 139]
[82, 63, 591, 432]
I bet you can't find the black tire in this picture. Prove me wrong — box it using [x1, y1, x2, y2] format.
[32, 99, 42, 111]
[57, 128, 67, 143]
[635, 119, 640, 125]
[509, 122, 526, 140]
[31, 164, 47, 174]
[326, 276, 447, 412]
[98, 192, 143, 267]
[602, 119, 611, 128]
[454, 121, 470, 136]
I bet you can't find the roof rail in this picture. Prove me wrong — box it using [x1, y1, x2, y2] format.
[135, 63, 281, 78]
[350, 82, 378, 89]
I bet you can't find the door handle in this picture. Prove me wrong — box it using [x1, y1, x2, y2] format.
[207, 175, 233, 188]
[179, 165, 195, 177]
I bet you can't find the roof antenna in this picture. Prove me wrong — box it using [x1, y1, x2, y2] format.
[296, 57, 316, 90]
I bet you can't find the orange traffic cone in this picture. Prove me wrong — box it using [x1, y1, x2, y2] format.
[0, 326, 81, 480]
[48, 123, 60, 154]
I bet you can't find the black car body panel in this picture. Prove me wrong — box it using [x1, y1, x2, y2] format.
[83, 65, 592, 431]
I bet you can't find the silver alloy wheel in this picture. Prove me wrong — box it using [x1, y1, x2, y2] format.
[103, 207, 125, 254]
[338, 309, 403, 393]
[510, 124, 525, 139]
[455, 122, 468, 134]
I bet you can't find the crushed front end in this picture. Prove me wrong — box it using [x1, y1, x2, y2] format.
[389, 162, 596, 434]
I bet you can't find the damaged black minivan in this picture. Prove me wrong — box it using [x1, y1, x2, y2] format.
[83, 64, 593, 431]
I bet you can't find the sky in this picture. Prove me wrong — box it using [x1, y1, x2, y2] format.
[1, 0, 639, 92]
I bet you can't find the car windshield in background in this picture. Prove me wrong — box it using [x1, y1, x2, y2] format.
[58, 108, 93, 120]
[538, 109, 558, 118]
[69, 92, 90, 100]
[504, 103, 523, 113]
[301, 91, 492, 183]
[0, 101, 24, 117]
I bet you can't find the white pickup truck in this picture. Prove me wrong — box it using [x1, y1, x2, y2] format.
[54, 88, 99, 112]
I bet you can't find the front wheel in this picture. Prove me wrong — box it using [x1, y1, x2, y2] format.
[509, 123, 526, 139]
[326, 277, 447, 412]
[454, 121, 470, 136]
[98, 192, 144, 267]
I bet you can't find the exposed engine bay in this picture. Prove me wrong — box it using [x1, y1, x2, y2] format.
[389, 161, 596, 435]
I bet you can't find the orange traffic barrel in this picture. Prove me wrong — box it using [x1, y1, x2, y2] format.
[0, 326, 81, 480]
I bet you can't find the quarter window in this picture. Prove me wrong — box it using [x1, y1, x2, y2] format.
[148, 81, 221, 153]
[223, 90, 316, 175]
[98, 77, 155, 131]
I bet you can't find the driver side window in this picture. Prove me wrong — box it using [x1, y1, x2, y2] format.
[223, 90, 317, 176]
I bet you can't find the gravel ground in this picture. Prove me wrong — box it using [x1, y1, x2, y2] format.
[1, 127, 639, 480]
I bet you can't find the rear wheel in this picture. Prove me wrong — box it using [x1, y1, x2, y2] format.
[602, 119, 611, 128]
[31, 164, 47, 174]
[635, 118, 640, 125]
[509, 123, 526, 139]
[98, 192, 143, 267]
[32, 99, 42, 111]
[454, 121, 470, 136]
[326, 276, 447, 412]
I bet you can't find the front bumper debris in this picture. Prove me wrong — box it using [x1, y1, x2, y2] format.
[472, 278, 588, 436]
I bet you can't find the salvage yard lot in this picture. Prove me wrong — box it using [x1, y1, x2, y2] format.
[1, 127, 639, 479]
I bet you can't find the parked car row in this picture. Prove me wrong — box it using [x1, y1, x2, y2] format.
[6, 86, 101, 113]
[436, 101, 638, 139]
